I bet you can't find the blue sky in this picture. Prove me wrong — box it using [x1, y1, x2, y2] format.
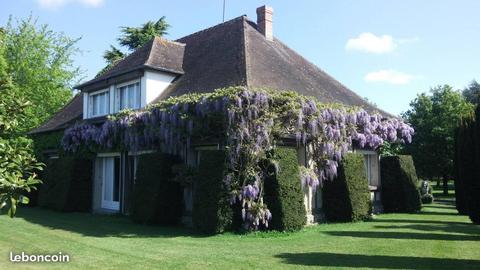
[1, 0, 479, 115]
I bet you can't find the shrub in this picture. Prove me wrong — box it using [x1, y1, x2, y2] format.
[380, 155, 422, 213]
[131, 153, 183, 225]
[192, 150, 232, 234]
[323, 153, 371, 222]
[454, 108, 480, 223]
[38, 156, 93, 212]
[264, 147, 306, 231]
[454, 120, 475, 214]
[468, 185, 480, 224]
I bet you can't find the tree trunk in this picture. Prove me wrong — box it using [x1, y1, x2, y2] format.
[436, 178, 441, 187]
[443, 176, 449, 196]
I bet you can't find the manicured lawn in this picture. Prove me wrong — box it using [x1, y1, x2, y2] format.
[1, 199, 478, 269]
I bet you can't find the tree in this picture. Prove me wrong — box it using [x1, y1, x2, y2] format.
[0, 31, 43, 217]
[2, 16, 80, 133]
[462, 80, 480, 105]
[403, 85, 474, 195]
[101, 17, 170, 70]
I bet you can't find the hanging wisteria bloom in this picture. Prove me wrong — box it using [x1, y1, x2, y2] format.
[62, 87, 414, 230]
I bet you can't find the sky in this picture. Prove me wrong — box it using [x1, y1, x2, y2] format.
[1, 0, 479, 115]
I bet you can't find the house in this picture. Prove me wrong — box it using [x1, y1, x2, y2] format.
[30, 6, 385, 223]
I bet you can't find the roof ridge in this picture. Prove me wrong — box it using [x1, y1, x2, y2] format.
[28, 93, 82, 134]
[176, 15, 247, 42]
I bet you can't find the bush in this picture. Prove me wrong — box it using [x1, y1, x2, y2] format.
[264, 147, 306, 231]
[131, 153, 183, 225]
[323, 153, 371, 222]
[454, 109, 480, 223]
[454, 120, 475, 214]
[468, 185, 480, 224]
[38, 156, 93, 212]
[192, 150, 232, 234]
[380, 155, 422, 213]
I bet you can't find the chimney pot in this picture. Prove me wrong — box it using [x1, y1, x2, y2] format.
[256, 5, 273, 41]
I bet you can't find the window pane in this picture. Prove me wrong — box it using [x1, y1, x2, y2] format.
[114, 157, 120, 202]
[136, 83, 141, 108]
[104, 158, 114, 201]
[128, 85, 134, 108]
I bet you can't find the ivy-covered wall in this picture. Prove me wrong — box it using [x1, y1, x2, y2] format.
[380, 155, 422, 213]
[131, 152, 183, 225]
[323, 153, 371, 222]
[38, 156, 93, 212]
[192, 150, 233, 234]
[264, 147, 306, 231]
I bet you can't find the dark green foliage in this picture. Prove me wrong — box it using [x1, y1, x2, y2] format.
[454, 120, 474, 214]
[264, 147, 306, 231]
[380, 155, 422, 213]
[131, 153, 183, 225]
[192, 150, 232, 234]
[468, 185, 480, 224]
[31, 131, 64, 160]
[454, 106, 480, 223]
[38, 156, 92, 212]
[402, 85, 474, 183]
[323, 153, 371, 222]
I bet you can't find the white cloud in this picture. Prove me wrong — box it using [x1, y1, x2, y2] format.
[364, 69, 416, 85]
[346, 32, 397, 54]
[37, 0, 104, 9]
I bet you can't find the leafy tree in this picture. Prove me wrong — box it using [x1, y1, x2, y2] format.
[0, 33, 43, 217]
[2, 16, 80, 133]
[101, 17, 170, 69]
[462, 80, 480, 105]
[403, 85, 474, 195]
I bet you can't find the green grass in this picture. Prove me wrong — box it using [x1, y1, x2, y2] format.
[0, 200, 479, 269]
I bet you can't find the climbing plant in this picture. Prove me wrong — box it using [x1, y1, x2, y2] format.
[62, 87, 414, 230]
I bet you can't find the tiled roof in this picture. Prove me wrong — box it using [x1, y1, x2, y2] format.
[31, 15, 391, 134]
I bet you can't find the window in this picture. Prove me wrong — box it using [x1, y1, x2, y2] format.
[115, 82, 141, 112]
[88, 90, 109, 117]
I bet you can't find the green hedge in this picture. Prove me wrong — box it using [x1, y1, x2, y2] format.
[131, 153, 183, 225]
[380, 155, 422, 213]
[454, 107, 480, 224]
[192, 150, 232, 234]
[38, 156, 93, 212]
[323, 153, 371, 222]
[264, 147, 306, 231]
[454, 119, 475, 215]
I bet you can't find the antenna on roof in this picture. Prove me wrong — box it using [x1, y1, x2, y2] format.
[222, 0, 226, 22]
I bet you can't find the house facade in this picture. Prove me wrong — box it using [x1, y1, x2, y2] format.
[31, 6, 383, 223]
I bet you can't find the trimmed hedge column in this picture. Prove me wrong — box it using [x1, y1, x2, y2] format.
[323, 153, 371, 222]
[192, 150, 233, 234]
[131, 153, 183, 225]
[380, 155, 422, 213]
[38, 156, 93, 212]
[264, 147, 306, 231]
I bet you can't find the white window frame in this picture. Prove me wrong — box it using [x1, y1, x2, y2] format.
[88, 88, 110, 118]
[115, 80, 141, 113]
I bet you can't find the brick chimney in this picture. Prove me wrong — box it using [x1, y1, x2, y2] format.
[256, 5, 273, 41]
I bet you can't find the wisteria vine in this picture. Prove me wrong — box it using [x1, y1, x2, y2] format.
[62, 87, 414, 230]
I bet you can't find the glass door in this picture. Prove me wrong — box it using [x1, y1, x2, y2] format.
[99, 156, 120, 211]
